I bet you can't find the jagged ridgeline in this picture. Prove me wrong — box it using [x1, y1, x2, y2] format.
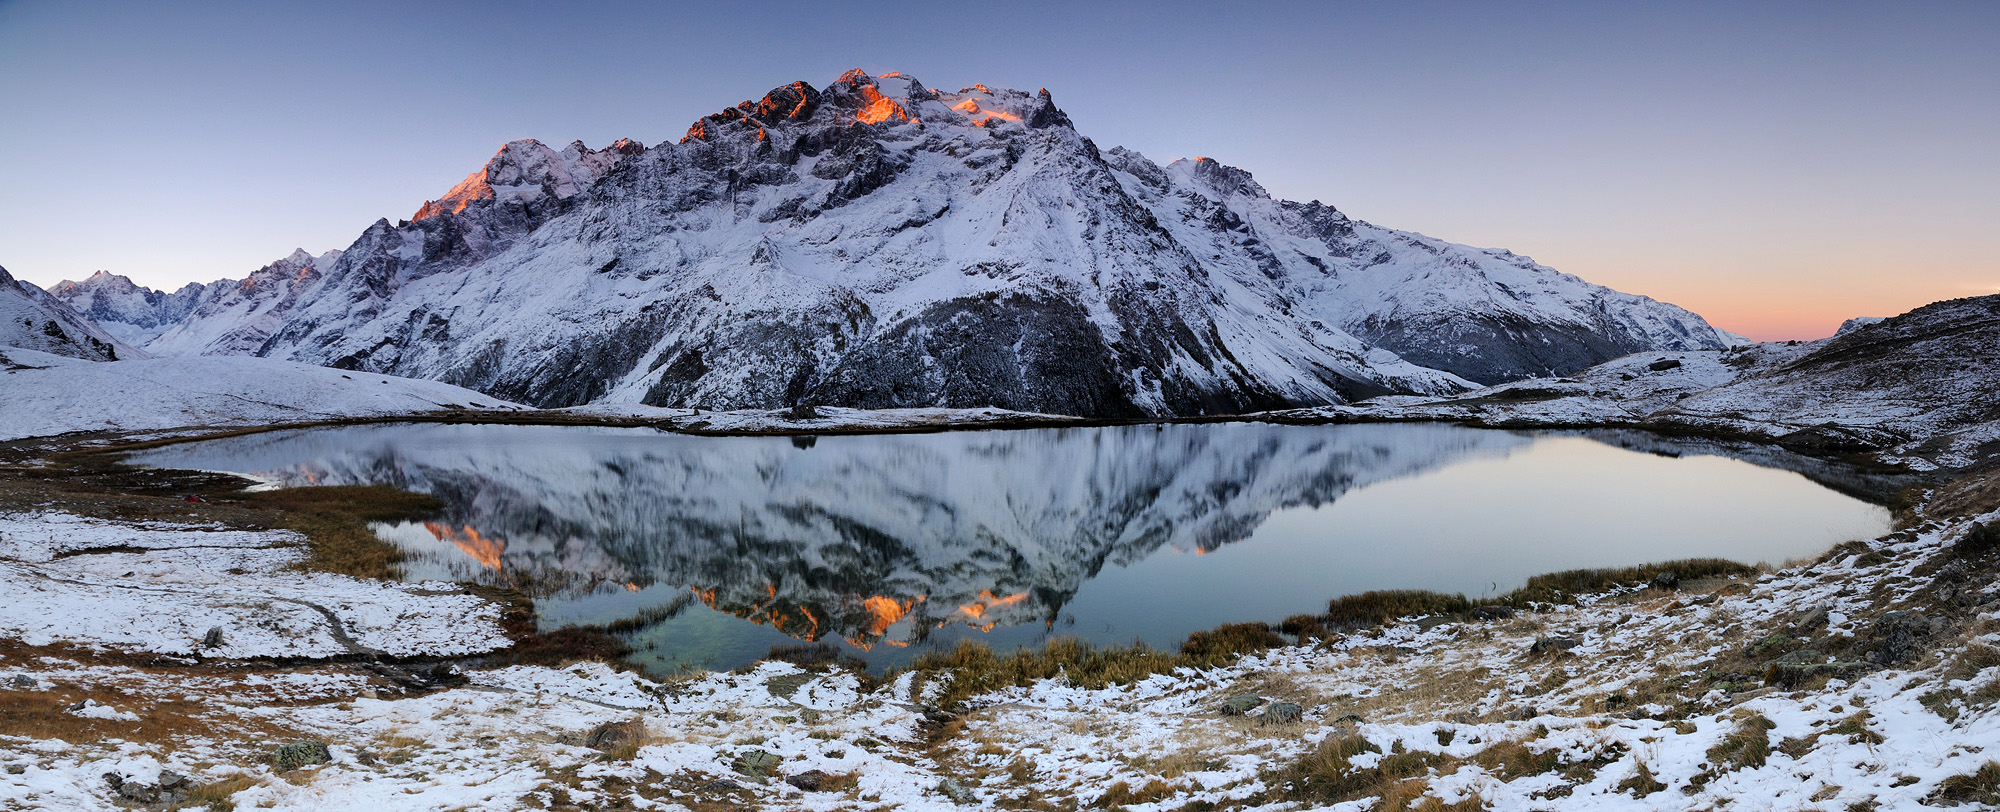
[50, 70, 1728, 416]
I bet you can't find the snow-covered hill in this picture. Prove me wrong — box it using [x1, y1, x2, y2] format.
[0, 347, 523, 441]
[0, 265, 135, 361]
[48, 70, 1727, 416]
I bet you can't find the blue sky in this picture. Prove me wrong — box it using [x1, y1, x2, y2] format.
[2, 0, 1994, 338]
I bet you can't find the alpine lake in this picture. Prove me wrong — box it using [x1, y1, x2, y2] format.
[125, 421, 1896, 674]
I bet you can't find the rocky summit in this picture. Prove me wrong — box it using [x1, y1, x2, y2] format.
[48, 70, 1728, 416]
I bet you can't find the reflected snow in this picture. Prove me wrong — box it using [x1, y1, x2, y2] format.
[127, 422, 1891, 672]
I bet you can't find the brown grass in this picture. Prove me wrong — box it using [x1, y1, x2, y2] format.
[1931, 761, 2000, 806]
[180, 773, 262, 811]
[234, 485, 441, 579]
[1324, 590, 1473, 627]
[1503, 559, 1756, 605]
[909, 622, 1289, 709]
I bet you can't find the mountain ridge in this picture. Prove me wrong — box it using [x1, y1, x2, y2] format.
[44, 69, 1729, 416]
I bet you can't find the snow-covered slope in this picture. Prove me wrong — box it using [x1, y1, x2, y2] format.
[0, 265, 136, 361]
[99, 70, 1727, 416]
[142, 248, 345, 357]
[45, 271, 208, 346]
[0, 347, 523, 441]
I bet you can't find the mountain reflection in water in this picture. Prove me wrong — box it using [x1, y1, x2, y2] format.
[126, 422, 1891, 672]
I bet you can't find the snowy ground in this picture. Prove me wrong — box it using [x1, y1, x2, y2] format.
[0, 348, 525, 442]
[1, 501, 1995, 810]
[0, 511, 508, 659]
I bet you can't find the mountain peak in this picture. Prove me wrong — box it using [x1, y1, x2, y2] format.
[413, 137, 640, 221]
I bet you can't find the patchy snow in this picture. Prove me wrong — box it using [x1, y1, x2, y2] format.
[0, 511, 508, 658]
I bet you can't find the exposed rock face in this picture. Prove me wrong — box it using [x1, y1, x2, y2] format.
[65, 70, 1727, 416]
[0, 265, 134, 361]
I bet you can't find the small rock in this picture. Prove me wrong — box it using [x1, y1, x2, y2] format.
[6, 675, 35, 689]
[1744, 633, 1799, 659]
[1471, 605, 1516, 621]
[1331, 712, 1365, 725]
[156, 770, 190, 791]
[584, 719, 647, 752]
[1650, 570, 1679, 590]
[1864, 611, 1939, 666]
[1648, 358, 1683, 372]
[786, 769, 834, 792]
[1530, 637, 1579, 655]
[698, 778, 743, 792]
[733, 749, 782, 780]
[936, 777, 977, 805]
[355, 750, 378, 767]
[1510, 706, 1539, 721]
[201, 626, 225, 649]
[1786, 607, 1830, 633]
[271, 741, 332, 771]
[1262, 702, 1303, 725]
[1221, 694, 1266, 716]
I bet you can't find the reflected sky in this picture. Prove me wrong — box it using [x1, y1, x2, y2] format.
[127, 422, 1891, 672]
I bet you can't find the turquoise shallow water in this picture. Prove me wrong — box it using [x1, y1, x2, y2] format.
[128, 421, 1893, 673]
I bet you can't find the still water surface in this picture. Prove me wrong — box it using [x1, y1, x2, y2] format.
[128, 422, 1892, 672]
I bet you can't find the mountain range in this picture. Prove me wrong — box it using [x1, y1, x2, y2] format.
[41, 70, 1729, 417]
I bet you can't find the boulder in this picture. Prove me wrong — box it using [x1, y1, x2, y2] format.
[272, 741, 332, 771]
[1531, 637, 1579, 655]
[733, 749, 782, 780]
[1471, 605, 1516, 621]
[786, 769, 837, 792]
[937, 777, 978, 805]
[1650, 570, 1680, 590]
[1221, 694, 1266, 716]
[1262, 702, 1303, 724]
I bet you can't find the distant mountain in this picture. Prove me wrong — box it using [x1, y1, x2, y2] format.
[47, 70, 1727, 415]
[0, 265, 135, 361]
[45, 271, 207, 346]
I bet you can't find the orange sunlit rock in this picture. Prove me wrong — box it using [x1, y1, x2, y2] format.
[422, 522, 506, 570]
[956, 590, 1028, 619]
[861, 595, 914, 635]
[855, 85, 916, 125]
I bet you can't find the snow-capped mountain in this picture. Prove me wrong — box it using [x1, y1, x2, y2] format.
[53, 70, 1727, 415]
[1, 265, 136, 361]
[44, 271, 207, 346]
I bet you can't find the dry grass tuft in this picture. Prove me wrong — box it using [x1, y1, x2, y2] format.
[181, 773, 261, 811]
[1931, 761, 2000, 806]
[1324, 590, 1473, 627]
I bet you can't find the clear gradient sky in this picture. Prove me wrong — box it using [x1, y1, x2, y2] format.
[2, 1, 1994, 340]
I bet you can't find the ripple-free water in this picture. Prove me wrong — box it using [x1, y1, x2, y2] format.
[127, 422, 1893, 672]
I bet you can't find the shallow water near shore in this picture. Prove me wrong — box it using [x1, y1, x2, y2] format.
[126, 421, 1892, 673]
